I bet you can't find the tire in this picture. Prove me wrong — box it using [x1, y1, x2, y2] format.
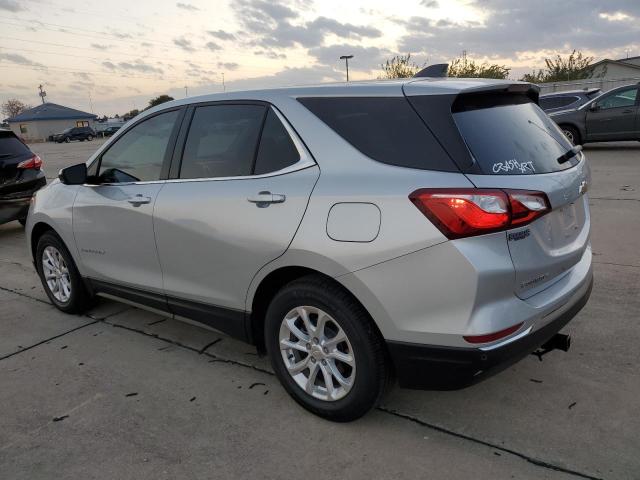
[561, 125, 581, 145]
[64, 137, 70, 143]
[18, 218, 26, 227]
[87, 135, 93, 141]
[35, 231, 93, 314]
[265, 275, 389, 422]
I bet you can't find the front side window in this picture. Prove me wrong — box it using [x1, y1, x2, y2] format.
[595, 88, 638, 110]
[179, 104, 265, 179]
[99, 109, 179, 183]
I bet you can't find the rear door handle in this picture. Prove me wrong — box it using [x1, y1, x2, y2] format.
[127, 194, 152, 206]
[247, 191, 286, 206]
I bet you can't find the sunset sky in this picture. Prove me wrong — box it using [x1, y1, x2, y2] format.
[1, 0, 639, 116]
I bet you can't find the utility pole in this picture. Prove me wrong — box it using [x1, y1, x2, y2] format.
[88, 90, 94, 113]
[38, 84, 47, 104]
[339, 55, 353, 82]
[222, 72, 225, 92]
[184, 85, 188, 97]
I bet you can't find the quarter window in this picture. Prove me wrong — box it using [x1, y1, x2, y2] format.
[595, 88, 638, 110]
[179, 104, 265, 179]
[99, 109, 179, 183]
[254, 108, 300, 175]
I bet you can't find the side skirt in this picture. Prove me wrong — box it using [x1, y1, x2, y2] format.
[88, 279, 252, 343]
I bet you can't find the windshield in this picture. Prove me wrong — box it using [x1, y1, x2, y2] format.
[62, 128, 73, 133]
[453, 101, 580, 175]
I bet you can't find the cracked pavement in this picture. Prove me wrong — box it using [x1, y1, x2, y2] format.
[0, 140, 639, 479]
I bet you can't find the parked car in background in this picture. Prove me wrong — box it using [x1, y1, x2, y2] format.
[0, 129, 46, 226]
[539, 88, 601, 113]
[549, 83, 640, 144]
[53, 126, 96, 143]
[101, 125, 121, 137]
[27, 79, 592, 421]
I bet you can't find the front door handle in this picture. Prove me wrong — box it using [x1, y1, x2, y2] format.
[247, 191, 286, 207]
[127, 194, 152, 206]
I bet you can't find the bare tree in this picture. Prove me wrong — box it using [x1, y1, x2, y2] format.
[1, 99, 31, 120]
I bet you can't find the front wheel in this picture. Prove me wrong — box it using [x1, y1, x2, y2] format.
[265, 275, 389, 422]
[561, 126, 581, 145]
[87, 135, 93, 141]
[36, 232, 93, 313]
[64, 137, 70, 143]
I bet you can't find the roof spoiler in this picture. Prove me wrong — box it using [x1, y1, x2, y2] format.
[414, 63, 448, 78]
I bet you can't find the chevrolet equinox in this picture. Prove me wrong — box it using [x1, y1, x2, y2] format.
[26, 78, 593, 421]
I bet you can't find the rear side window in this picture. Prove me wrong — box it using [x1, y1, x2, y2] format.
[0, 132, 31, 158]
[254, 108, 300, 175]
[452, 94, 577, 175]
[298, 97, 458, 172]
[180, 104, 265, 179]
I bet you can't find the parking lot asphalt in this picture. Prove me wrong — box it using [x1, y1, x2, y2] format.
[1, 140, 638, 479]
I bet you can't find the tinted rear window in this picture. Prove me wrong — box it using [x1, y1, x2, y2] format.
[452, 96, 579, 175]
[298, 97, 458, 172]
[0, 133, 31, 159]
[539, 96, 579, 110]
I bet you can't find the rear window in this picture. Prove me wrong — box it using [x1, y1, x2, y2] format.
[0, 132, 31, 159]
[298, 97, 458, 172]
[452, 95, 579, 175]
[539, 96, 579, 110]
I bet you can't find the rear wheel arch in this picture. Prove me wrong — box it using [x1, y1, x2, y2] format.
[249, 266, 385, 355]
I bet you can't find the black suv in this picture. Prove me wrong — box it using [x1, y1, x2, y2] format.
[53, 126, 96, 143]
[0, 129, 46, 226]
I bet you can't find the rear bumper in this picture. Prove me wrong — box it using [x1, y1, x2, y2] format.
[387, 273, 593, 390]
[0, 171, 46, 224]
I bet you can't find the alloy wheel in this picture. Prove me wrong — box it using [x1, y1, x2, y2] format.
[279, 306, 356, 401]
[42, 246, 72, 303]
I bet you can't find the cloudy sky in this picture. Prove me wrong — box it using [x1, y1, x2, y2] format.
[1, 0, 639, 116]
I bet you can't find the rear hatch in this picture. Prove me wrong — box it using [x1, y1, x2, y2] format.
[405, 81, 590, 298]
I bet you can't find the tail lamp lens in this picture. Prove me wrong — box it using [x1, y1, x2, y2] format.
[17, 155, 42, 170]
[409, 188, 550, 239]
[463, 322, 524, 344]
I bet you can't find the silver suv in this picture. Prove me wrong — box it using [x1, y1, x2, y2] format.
[26, 79, 593, 421]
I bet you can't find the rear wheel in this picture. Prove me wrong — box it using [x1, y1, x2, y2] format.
[87, 135, 93, 141]
[36, 232, 93, 313]
[265, 275, 389, 422]
[561, 125, 581, 145]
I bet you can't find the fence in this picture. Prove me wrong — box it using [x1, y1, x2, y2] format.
[537, 77, 640, 95]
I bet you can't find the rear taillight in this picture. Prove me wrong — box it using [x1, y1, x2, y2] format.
[463, 322, 524, 344]
[17, 154, 42, 170]
[409, 188, 550, 239]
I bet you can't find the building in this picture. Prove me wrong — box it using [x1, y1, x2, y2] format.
[6, 103, 97, 142]
[538, 56, 640, 94]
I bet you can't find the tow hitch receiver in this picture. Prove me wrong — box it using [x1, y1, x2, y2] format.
[531, 333, 571, 361]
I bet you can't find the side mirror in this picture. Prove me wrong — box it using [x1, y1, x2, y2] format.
[58, 163, 87, 185]
[589, 103, 600, 112]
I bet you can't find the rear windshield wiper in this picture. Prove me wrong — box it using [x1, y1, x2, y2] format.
[557, 145, 582, 164]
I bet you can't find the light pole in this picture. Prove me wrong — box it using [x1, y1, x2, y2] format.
[340, 55, 353, 82]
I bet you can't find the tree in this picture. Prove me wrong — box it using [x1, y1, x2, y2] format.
[379, 54, 424, 79]
[1, 99, 31, 120]
[123, 109, 140, 120]
[447, 56, 510, 79]
[147, 95, 174, 109]
[520, 50, 595, 83]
